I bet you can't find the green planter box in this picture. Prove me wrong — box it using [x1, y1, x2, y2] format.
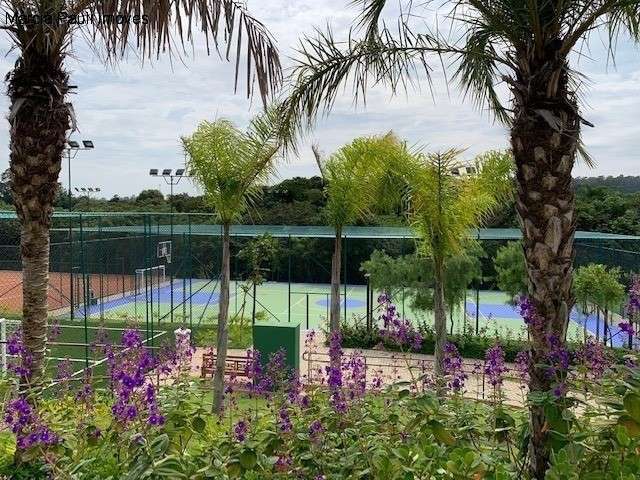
[253, 322, 300, 375]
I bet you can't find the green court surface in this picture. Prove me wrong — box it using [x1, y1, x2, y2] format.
[71, 277, 579, 340]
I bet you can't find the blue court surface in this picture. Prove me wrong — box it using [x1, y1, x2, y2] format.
[465, 302, 628, 347]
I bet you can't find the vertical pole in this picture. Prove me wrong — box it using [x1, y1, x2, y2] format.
[401, 236, 405, 318]
[343, 233, 347, 322]
[463, 288, 467, 333]
[365, 275, 370, 331]
[182, 233, 187, 324]
[288, 235, 291, 323]
[144, 215, 150, 342]
[306, 294, 309, 330]
[98, 217, 104, 321]
[475, 283, 480, 335]
[1, 319, 6, 373]
[188, 217, 192, 328]
[69, 218, 74, 321]
[67, 149, 72, 210]
[170, 210, 174, 323]
[121, 257, 125, 297]
[79, 215, 89, 369]
[252, 283, 257, 325]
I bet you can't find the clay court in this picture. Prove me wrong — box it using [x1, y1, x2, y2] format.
[0, 269, 136, 314]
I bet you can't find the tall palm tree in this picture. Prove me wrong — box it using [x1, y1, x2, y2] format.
[314, 133, 406, 362]
[3, 0, 281, 387]
[278, 1, 639, 475]
[404, 149, 512, 380]
[182, 110, 282, 414]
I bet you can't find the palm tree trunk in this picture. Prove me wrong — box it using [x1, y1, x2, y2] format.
[433, 256, 447, 381]
[213, 223, 231, 414]
[511, 58, 580, 479]
[8, 45, 71, 387]
[329, 226, 342, 369]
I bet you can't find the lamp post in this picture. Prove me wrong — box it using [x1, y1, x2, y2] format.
[148, 168, 190, 324]
[65, 140, 94, 210]
[149, 168, 190, 213]
[74, 187, 102, 199]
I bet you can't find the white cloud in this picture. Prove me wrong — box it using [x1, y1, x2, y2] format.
[0, 1, 638, 197]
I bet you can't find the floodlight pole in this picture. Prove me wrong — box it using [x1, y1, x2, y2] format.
[64, 140, 94, 210]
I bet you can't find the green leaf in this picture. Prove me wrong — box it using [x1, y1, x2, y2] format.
[623, 393, 640, 422]
[618, 415, 640, 437]
[429, 420, 456, 446]
[192, 416, 206, 433]
[239, 449, 258, 470]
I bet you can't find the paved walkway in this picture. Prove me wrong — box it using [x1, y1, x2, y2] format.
[189, 330, 528, 407]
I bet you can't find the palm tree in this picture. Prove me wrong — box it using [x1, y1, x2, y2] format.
[404, 149, 512, 380]
[4, 0, 281, 387]
[182, 110, 282, 414]
[278, 1, 639, 474]
[313, 133, 407, 361]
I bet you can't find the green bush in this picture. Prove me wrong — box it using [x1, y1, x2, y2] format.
[339, 319, 633, 363]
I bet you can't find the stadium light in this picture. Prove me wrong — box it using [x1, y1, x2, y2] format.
[149, 167, 192, 213]
[64, 138, 95, 210]
[75, 185, 102, 198]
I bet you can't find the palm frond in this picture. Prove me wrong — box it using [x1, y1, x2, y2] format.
[352, 0, 390, 40]
[182, 112, 283, 223]
[406, 149, 512, 258]
[279, 24, 442, 148]
[72, 0, 282, 104]
[453, 24, 510, 124]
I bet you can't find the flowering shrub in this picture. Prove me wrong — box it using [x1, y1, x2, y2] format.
[2, 318, 640, 478]
[442, 342, 467, 393]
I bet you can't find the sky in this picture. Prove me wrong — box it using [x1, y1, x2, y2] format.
[0, 0, 639, 199]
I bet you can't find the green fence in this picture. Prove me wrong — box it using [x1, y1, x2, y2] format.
[0, 212, 639, 363]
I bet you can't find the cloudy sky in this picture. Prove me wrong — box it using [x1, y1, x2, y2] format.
[0, 0, 639, 198]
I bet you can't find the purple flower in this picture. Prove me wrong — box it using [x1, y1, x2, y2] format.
[122, 329, 142, 348]
[514, 350, 530, 384]
[326, 331, 343, 391]
[517, 296, 544, 332]
[575, 339, 610, 380]
[552, 382, 567, 398]
[619, 321, 635, 337]
[234, 420, 248, 442]
[484, 344, 507, 388]
[442, 342, 467, 393]
[278, 408, 292, 433]
[378, 296, 422, 351]
[309, 419, 323, 438]
[627, 276, 640, 317]
[4, 397, 59, 450]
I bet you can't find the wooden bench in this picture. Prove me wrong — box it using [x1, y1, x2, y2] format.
[200, 352, 250, 379]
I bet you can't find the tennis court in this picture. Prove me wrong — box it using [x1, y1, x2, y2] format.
[65, 277, 621, 344]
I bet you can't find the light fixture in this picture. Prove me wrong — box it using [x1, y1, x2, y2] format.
[175, 168, 185, 176]
[162, 169, 172, 176]
[82, 140, 94, 149]
[67, 140, 80, 148]
[149, 169, 159, 176]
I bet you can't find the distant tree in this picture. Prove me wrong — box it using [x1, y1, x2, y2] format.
[362, 246, 483, 334]
[183, 110, 283, 414]
[574, 264, 625, 345]
[494, 241, 527, 303]
[0, 169, 12, 205]
[136, 189, 165, 205]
